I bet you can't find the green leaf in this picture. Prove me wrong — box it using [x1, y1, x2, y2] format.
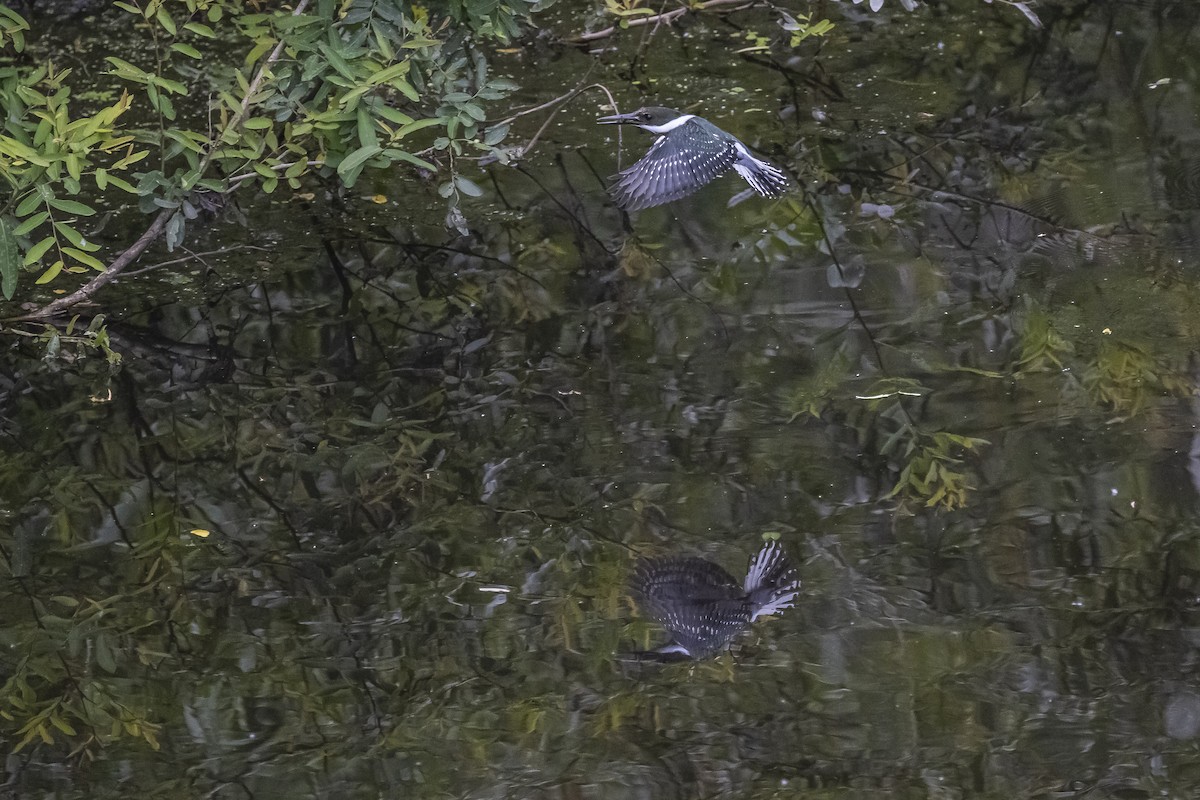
[170, 43, 202, 59]
[183, 22, 215, 37]
[53, 221, 98, 250]
[105, 56, 149, 81]
[165, 212, 185, 251]
[392, 78, 419, 102]
[15, 192, 42, 217]
[47, 198, 96, 216]
[0, 217, 19, 300]
[356, 107, 379, 150]
[49, 715, 77, 737]
[319, 42, 357, 81]
[0, 134, 51, 167]
[113, 149, 149, 169]
[369, 61, 411, 86]
[454, 176, 484, 197]
[13, 211, 48, 236]
[336, 144, 382, 185]
[395, 118, 442, 139]
[24, 235, 55, 266]
[384, 149, 437, 171]
[64, 247, 106, 272]
[483, 123, 510, 146]
[94, 633, 117, 673]
[153, 76, 188, 96]
[377, 106, 415, 126]
[35, 259, 63, 284]
[103, 174, 139, 194]
[154, 6, 176, 35]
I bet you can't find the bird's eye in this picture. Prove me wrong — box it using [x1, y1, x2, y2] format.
[641, 112, 650, 119]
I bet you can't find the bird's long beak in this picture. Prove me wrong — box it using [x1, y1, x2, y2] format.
[597, 112, 637, 125]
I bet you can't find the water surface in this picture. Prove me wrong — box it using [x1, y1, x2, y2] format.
[5, 2, 1200, 798]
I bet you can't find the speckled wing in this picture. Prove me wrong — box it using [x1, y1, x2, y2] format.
[611, 121, 739, 211]
[632, 556, 753, 656]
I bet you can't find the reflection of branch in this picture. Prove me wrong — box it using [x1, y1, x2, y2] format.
[794, 190, 886, 371]
[17, 0, 313, 321]
[514, 82, 619, 160]
[569, 0, 759, 44]
[119, 244, 270, 280]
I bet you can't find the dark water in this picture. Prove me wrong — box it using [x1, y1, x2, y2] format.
[6, 1, 1200, 797]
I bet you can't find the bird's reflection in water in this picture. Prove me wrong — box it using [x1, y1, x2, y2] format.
[630, 541, 801, 661]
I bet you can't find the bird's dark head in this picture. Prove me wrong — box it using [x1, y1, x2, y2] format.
[597, 106, 685, 131]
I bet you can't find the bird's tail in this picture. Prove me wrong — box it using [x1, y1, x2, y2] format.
[733, 157, 789, 198]
[744, 541, 801, 622]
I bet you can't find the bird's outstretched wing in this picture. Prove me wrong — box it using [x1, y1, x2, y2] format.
[610, 120, 739, 211]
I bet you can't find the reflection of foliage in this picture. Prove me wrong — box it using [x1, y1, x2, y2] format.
[1, 592, 164, 753]
[860, 381, 988, 511]
[884, 429, 987, 511]
[782, 351, 851, 420]
[4, 314, 123, 365]
[1015, 308, 1191, 415]
[1016, 308, 1075, 371]
[1084, 339, 1192, 416]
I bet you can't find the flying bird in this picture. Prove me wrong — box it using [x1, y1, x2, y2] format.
[597, 106, 789, 211]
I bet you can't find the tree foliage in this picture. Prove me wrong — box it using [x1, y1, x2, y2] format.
[0, 0, 541, 310]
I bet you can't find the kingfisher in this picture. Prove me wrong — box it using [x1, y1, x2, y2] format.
[597, 106, 789, 211]
[630, 540, 801, 660]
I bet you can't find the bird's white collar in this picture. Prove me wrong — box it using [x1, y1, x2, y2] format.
[637, 114, 695, 134]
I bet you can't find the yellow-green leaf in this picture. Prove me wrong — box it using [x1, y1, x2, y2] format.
[64, 247, 106, 272]
[104, 173, 139, 194]
[154, 6, 176, 35]
[183, 22, 215, 38]
[47, 198, 95, 216]
[49, 715, 77, 736]
[170, 43, 202, 59]
[53, 221, 96, 250]
[336, 143, 382, 184]
[13, 210, 48, 236]
[24, 235, 55, 265]
[36, 259, 63, 284]
[15, 192, 42, 217]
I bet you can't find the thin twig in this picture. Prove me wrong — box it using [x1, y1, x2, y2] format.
[517, 82, 619, 160]
[118, 244, 271, 280]
[569, 0, 758, 44]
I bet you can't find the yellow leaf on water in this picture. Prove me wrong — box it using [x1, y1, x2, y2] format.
[189, 529, 211, 538]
